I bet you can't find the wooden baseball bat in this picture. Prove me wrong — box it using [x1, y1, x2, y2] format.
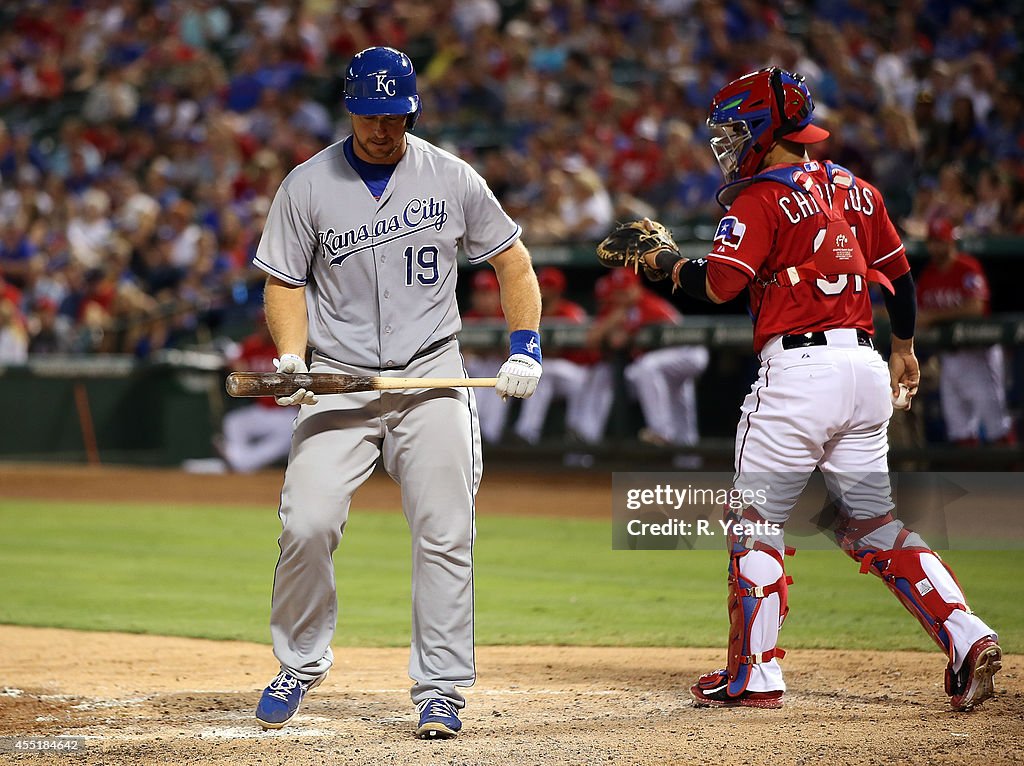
[226, 371, 497, 398]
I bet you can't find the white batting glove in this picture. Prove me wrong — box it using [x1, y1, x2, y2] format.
[273, 353, 318, 406]
[496, 354, 542, 400]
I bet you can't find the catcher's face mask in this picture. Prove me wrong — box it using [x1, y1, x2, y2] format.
[708, 121, 752, 183]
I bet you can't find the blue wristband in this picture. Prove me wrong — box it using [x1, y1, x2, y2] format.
[510, 329, 542, 364]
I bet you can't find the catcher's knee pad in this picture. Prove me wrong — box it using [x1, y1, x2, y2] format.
[724, 507, 794, 696]
[838, 513, 969, 661]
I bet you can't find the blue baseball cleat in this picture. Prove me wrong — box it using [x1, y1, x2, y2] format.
[255, 669, 327, 729]
[415, 697, 462, 739]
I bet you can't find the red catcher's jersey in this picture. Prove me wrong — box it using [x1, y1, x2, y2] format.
[916, 253, 990, 315]
[705, 161, 910, 353]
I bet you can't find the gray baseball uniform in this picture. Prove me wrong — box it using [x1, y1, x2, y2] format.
[253, 132, 521, 708]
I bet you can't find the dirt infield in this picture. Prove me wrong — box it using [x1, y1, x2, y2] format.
[1, 464, 1021, 765]
[0, 462, 612, 518]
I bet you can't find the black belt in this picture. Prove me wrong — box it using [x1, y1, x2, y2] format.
[379, 334, 456, 370]
[781, 329, 873, 351]
[315, 334, 456, 371]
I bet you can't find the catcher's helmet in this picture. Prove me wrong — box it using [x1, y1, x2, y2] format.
[344, 47, 421, 129]
[707, 67, 829, 183]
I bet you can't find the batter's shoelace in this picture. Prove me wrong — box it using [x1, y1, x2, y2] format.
[266, 673, 301, 702]
[418, 699, 455, 717]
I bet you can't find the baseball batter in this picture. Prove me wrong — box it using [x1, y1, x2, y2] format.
[251, 47, 542, 739]
[627, 68, 1001, 710]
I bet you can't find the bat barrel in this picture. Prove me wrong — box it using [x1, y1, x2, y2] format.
[226, 372, 317, 397]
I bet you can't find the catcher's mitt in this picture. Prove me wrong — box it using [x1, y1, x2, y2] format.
[595, 219, 680, 281]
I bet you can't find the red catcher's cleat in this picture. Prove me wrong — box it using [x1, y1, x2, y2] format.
[690, 669, 784, 709]
[947, 636, 1002, 711]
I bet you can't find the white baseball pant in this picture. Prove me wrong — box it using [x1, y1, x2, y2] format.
[938, 346, 1012, 442]
[732, 329, 995, 692]
[513, 358, 589, 444]
[625, 345, 709, 446]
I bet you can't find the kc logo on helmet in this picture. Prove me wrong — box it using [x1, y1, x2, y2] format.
[375, 74, 396, 95]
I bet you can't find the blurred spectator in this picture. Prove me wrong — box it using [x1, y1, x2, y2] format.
[916, 219, 1014, 446]
[558, 163, 614, 243]
[67, 189, 114, 269]
[0, 286, 28, 363]
[26, 296, 72, 354]
[0, 215, 39, 288]
[82, 65, 140, 124]
[520, 168, 570, 245]
[0, 0, 1016, 375]
[962, 168, 1011, 236]
[610, 113, 665, 200]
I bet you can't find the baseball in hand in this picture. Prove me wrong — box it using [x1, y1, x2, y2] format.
[892, 384, 911, 410]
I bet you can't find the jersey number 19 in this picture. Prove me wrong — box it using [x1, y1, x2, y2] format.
[404, 246, 439, 286]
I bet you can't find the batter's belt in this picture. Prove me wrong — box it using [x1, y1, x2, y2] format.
[314, 335, 457, 372]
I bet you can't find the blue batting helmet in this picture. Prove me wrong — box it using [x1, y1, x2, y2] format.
[344, 47, 421, 130]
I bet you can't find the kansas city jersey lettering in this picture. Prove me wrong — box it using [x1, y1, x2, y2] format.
[714, 217, 746, 249]
[778, 185, 875, 224]
[318, 197, 449, 266]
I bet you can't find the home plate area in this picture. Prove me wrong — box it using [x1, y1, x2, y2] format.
[0, 627, 1021, 766]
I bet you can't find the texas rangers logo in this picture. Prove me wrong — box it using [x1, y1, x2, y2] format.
[714, 216, 746, 249]
[375, 74, 396, 95]
[964, 273, 984, 292]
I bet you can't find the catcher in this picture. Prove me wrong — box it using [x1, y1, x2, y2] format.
[596, 67, 1001, 711]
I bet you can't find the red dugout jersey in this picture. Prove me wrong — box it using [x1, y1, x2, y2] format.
[916, 253, 990, 315]
[546, 298, 587, 323]
[705, 161, 911, 353]
[544, 297, 600, 365]
[597, 292, 681, 330]
[237, 332, 283, 409]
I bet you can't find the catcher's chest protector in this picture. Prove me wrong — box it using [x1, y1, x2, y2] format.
[754, 162, 894, 293]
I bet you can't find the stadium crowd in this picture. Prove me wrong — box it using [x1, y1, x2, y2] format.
[0, 0, 1019, 375]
